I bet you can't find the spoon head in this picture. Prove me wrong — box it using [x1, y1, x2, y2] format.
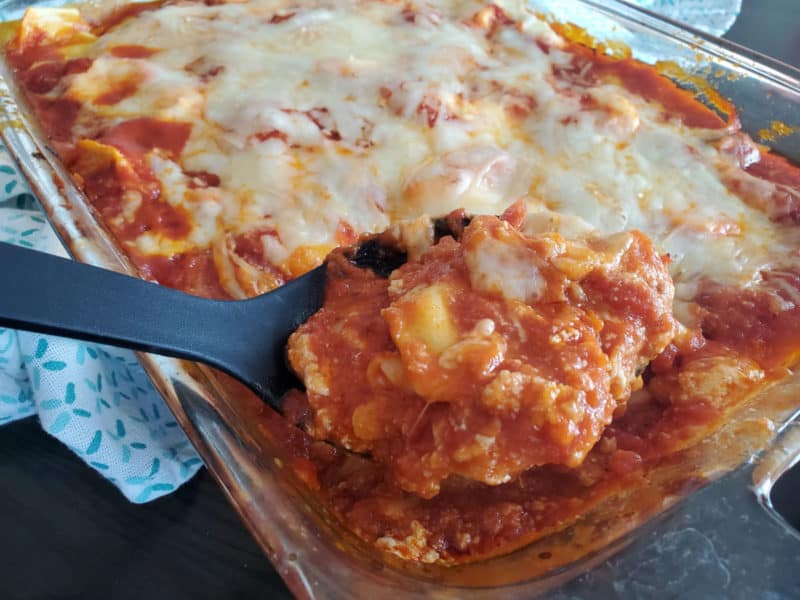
[254, 216, 474, 410]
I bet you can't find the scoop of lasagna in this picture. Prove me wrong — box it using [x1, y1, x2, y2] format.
[288, 213, 676, 498]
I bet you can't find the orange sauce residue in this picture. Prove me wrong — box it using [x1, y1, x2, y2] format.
[758, 120, 799, 142]
[550, 21, 737, 129]
[549, 20, 631, 59]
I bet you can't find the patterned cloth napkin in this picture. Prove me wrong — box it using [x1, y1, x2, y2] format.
[0, 0, 741, 503]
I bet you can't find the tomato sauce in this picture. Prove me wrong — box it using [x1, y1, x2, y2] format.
[696, 280, 800, 373]
[71, 156, 129, 219]
[20, 57, 92, 93]
[11, 32, 199, 284]
[119, 198, 192, 240]
[98, 118, 192, 160]
[109, 45, 158, 59]
[6, 30, 62, 70]
[93, 80, 141, 106]
[131, 248, 230, 299]
[27, 97, 81, 143]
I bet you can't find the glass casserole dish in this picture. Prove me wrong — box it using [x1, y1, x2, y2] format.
[0, 0, 799, 597]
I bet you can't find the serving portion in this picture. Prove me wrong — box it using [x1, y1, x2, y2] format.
[4, 0, 800, 565]
[289, 211, 677, 500]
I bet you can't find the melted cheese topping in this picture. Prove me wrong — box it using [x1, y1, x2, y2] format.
[13, 0, 800, 311]
[464, 231, 546, 303]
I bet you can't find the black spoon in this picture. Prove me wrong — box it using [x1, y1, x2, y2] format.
[0, 241, 331, 411]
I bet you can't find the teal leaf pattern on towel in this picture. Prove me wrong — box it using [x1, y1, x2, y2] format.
[43, 360, 67, 371]
[49, 411, 71, 434]
[0, 143, 202, 502]
[86, 430, 102, 454]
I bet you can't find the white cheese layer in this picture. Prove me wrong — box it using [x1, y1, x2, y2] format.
[21, 0, 799, 309]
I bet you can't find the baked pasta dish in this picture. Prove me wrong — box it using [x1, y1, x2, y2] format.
[5, 0, 800, 565]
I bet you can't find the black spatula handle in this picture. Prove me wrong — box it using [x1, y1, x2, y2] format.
[0, 242, 326, 409]
[0, 241, 227, 354]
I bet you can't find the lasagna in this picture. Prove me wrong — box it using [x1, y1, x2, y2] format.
[5, 0, 800, 564]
